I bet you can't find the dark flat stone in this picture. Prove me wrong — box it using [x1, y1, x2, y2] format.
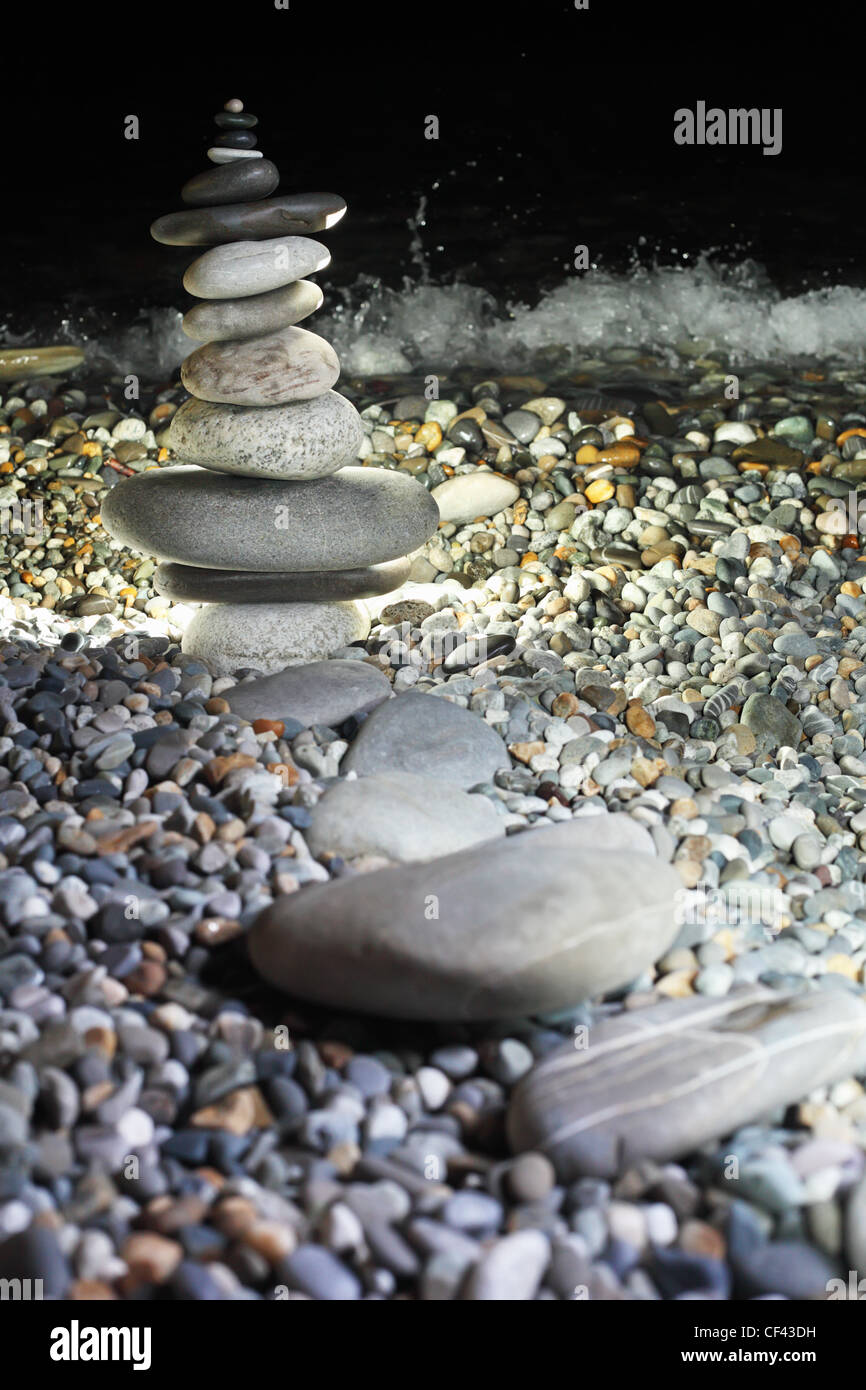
[180, 159, 279, 208]
[215, 130, 257, 149]
[152, 192, 346, 244]
[214, 111, 258, 129]
[154, 557, 411, 603]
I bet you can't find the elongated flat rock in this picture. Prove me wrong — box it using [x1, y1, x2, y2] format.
[432, 472, 520, 524]
[181, 600, 370, 675]
[180, 159, 280, 207]
[181, 326, 339, 406]
[342, 689, 510, 787]
[167, 391, 362, 480]
[184, 237, 330, 300]
[225, 658, 392, 727]
[0, 346, 84, 381]
[101, 466, 439, 571]
[306, 772, 506, 863]
[155, 557, 409, 604]
[182, 281, 323, 341]
[248, 821, 682, 1020]
[507, 988, 866, 1180]
[152, 193, 346, 245]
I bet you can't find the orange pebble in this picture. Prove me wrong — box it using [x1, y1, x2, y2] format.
[837, 427, 866, 446]
[596, 444, 640, 467]
[252, 719, 285, 737]
[585, 479, 615, 504]
[575, 444, 599, 464]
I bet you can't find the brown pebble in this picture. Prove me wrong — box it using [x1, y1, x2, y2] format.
[551, 692, 580, 719]
[194, 916, 243, 947]
[253, 718, 285, 736]
[68, 1279, 118, 1300]
[625, 702, 656, 738]
[191, 1086, 273, 1135]
[243, 1221, 297, 1264]
[122, 1232, 182, 1284]
[678, 1220, 727, 1261]
[213, 1195, 257, 1237]
[124, 960, 167, 997]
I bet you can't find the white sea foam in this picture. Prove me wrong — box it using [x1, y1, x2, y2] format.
[9, 256, 866, 379]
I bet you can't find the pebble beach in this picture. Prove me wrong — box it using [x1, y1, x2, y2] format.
[2, 345, 866, 1302]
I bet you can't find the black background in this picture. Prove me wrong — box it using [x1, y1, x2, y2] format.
[3, 0, 865, 326]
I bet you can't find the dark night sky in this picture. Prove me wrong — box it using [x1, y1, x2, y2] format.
[3, 0, 865, 324]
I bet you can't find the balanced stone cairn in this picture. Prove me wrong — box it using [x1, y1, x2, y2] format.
[103, 98, 438, 673]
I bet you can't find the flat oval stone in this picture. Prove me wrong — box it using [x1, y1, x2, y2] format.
[181, 600, 370, 675]
[214, 112, 258, 129]
[0, 346, 85, 381]
[342, 689, 510, 787]
[247, 819, 682, 1021]
[167, 391, 362, 479]
[181, 159, 279, 208]
[507, 988, 866, 1180]
[100, 466, 439, 571]
[306, 771, 506, 863]
[183, 237, 330, 300]
[432, 472, 520, 524]
[180, 326, 339, 406]
[152, 193, 346, 245]
[214, 130, 258, 149]
[182, 280, 323, 341]
[207, 148, 263, 164]
[225, 658, 392, 727]
[155, 557, 409, 604]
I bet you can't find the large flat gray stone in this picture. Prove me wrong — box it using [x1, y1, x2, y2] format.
[247, 819, 683, 1020]
[342, 690, 510, 787]
[155, 557, 409, 604]
[181, 601, 370, 675]
[167, 391, 362, 480]
[507, 988, 866, 1180]
[182, 281, 323, 342]
[184, 236, 330, 299]
[306, 771, 506, 863]
[152, 192, 346, 245]
[225, 658, 391, 727]
[180, 159, 280, 207]
[180, 325, 339, 406]
[101, 466, 439, 571]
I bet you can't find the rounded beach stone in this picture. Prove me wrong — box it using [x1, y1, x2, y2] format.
[101, 466, 439, 571]
[152, 193, 346, 246]
[167, 391, 362, 479]
[180, 326, 339, 406]
[432, 472, 520, 524]
[155, 557, 409, 604]
[182, 281, 323, 341]
[506, 988, 866, 1180]
[183, 236, 330, 300]
[247, 821, 683, 1021]
[341, 689, 509, 787]
[225, 658, 392, 728]
[306, 772, 506, 863]
[181, 601, 370, 675]
[181, 159, 279, 208]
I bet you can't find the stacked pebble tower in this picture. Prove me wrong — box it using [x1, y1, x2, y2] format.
[102, 98, 439, 674]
